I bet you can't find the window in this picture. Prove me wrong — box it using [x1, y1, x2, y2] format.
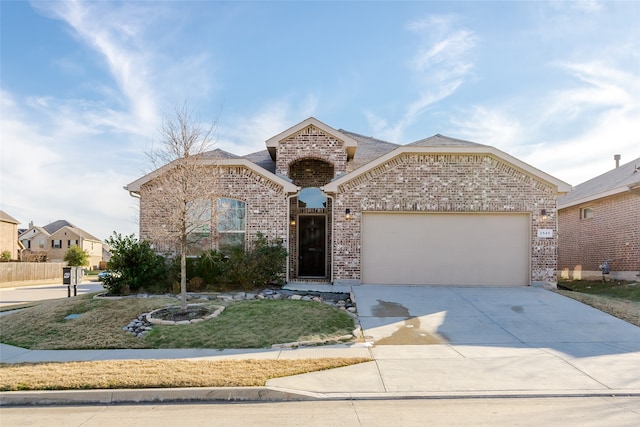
[298, 187, 327, 208]
[187, 198, 212, 237]
[580, 207, 594, 219]
[52, 240, 62, 249]
[68, 240, 79, 248]
[217, 198, 246, 249]
[38, 239, 45, 249]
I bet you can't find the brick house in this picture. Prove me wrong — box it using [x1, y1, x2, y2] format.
[558, 156, 640, 281]
[0, 210, 21, 260]
[19, 220, 103, 268]
[126, 117, 571, 287]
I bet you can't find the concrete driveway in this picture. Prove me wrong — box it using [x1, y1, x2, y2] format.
[353, 285, 640, 356]
[269, 285, 640, 396]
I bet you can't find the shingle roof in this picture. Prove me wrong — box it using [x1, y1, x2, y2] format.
[43, 220, 102, 242]
[338, 130, 400, 172]
[558, 156, 640, 208]
[408, 134, 488, 148]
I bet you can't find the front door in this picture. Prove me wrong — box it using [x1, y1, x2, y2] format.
[298, 215, 326, 277]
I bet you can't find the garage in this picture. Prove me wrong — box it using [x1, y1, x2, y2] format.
[361, 212, 530, 286]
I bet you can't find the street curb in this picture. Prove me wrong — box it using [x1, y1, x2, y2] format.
[2, 387, 640, 406]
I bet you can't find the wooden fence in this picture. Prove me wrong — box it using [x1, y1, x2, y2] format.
[0, 262, 65, 284]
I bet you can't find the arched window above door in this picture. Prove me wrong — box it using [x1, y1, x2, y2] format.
[298, 187, 327, 208]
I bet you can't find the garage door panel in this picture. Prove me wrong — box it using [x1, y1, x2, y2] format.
[361, 213, 530, 286]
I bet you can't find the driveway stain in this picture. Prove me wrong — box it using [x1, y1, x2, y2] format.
[375, 317, 447, 345]
[511, 305, 524, 313]
[371, 300, 410, 317]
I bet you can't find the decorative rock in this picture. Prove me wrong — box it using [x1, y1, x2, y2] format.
[290, 294, 302, 300]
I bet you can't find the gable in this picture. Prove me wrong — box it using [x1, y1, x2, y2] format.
[323, 144, 571, 194]
[265, 117, 357, 161]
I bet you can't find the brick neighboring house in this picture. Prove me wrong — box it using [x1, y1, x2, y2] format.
[126, 117, 571, 287]
[0, 210, 21, 260]
[558, 156, 640, 281]
[19, 220, 103, 269]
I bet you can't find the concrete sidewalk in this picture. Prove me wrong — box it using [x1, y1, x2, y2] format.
[2, 286, 640, 404]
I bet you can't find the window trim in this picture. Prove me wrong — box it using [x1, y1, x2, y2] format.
[580, 207, 594, 220]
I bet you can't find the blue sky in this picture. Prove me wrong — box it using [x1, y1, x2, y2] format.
[1, 0, 639, 241]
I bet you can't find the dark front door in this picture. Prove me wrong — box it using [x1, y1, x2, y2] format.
[298, 215, 326, 277]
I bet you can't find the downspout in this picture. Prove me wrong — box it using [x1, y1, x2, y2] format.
[128, 191, 141, 199]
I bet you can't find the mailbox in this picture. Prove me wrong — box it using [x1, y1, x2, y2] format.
[63, 267, 72, 285]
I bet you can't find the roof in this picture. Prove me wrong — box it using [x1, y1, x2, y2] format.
[408, 134, 487, 148]
[0, 210, 20, 224]
[558, 156, 640, 209]
[43, 220, 102, 242]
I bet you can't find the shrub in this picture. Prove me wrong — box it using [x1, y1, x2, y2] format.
[175, 233, 288, 291]
[1, 250, 11, 262]
[104, 233, 169, 294]
[63, 246, 89, 267]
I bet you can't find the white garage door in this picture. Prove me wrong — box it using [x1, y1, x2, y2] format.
[361, 213, 530, 286]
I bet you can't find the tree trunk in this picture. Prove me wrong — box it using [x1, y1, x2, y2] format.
[180, 239, 187, 310]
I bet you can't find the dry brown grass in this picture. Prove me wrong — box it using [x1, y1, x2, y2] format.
[556, 290, 640, 327]
[0, 358, 371, 391]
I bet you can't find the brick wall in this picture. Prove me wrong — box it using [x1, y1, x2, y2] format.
[558, 192, 640, 278]
[331, 153, 558, 283]
[276, 125, 347, 177]
[139, 164, 289, 254]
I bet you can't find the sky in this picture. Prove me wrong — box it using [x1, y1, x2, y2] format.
[1, 0, 639, 241]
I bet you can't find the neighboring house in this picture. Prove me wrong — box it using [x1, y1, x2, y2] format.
[0, 210, 21, 260]
[19, 220, 103, 269]
[126, 117, 571, 288]
[558, 156, 640, 281]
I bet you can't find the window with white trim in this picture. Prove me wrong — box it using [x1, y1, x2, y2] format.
[217, 198, 246, 250]
[52, 240, 62, 249]
[580, 207, 594, 219]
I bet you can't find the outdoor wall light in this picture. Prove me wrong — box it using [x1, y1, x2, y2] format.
[345, 208, 351, 220]
[290, 216, 296, 226]
[541, 209, 548, 220]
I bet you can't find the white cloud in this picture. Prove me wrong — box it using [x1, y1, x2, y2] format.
[367, 15, 477, 142]
[32, 0, 171, 132]
[445, 57, 640, 185]
[218, 96, 318, 155]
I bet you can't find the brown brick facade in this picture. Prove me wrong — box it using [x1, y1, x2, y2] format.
[558, 192, 640, 278]
[131, 118, 567, 286]
[330, 153, 559, 283]
[139, 164, 290, 253]
[276, 125, 347, 177]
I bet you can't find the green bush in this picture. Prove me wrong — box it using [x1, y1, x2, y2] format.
[104, 233, 169, 294]
[63, 245, 89, 267]
[178, 232, 288, 291]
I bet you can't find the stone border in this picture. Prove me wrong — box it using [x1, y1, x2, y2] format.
[146, 304, 225, 326]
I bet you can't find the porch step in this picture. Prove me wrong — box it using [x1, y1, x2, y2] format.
[284, 282, 352, 293]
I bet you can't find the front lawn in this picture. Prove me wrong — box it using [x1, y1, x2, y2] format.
[557, 279, 640, 327]
[0, 293, 356, 350]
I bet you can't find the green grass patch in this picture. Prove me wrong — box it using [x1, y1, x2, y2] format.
[0, 294, 177, 350]
[144, 299, 355, 349]
[0, 295, 356, 350]
[558, 279, 640, 302]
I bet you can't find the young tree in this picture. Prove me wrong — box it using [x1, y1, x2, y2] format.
[147, 103, 219, 309]
[63, 245, 89, 267]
